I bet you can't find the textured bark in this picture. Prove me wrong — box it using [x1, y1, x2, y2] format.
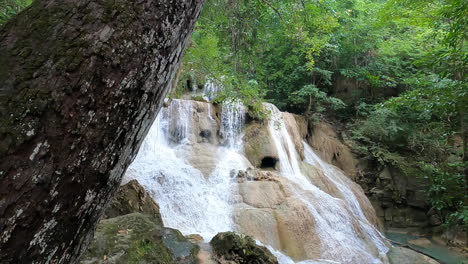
[0, 0, 204, 263]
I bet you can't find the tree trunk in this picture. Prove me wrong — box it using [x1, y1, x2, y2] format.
[0, 0, 204, 263]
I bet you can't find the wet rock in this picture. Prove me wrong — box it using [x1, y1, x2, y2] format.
[238, 181, 286, 208]
[387, 246, 439, 264]
[210, 232, 278, 264]
[81, 213, 199, 264]
[186, 234, 204, 244]
[307, 121, 359, 179]
[103, 180, 163, 225]
[408, 238, 432, 247]
[180, 143, 220, 177]
[283, 113, 305, 160]
[200, 129, 213, 140]
[243, 123, 279, 168]
[236, 168, 278, 183]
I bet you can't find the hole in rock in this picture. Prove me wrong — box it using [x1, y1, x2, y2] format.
[260, 156, 277, 169]
[199, 130, 212, 139]
[186, 79, 192, 90]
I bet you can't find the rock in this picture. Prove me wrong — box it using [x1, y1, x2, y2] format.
[210, 232, 278, 264]
[103, 180, 163, 225]
[200, 129, 213, 140]
[429, 214, 443, 226]
[233, 206, 282, 251]
[307, 121, 359, 179]
[81, 213, 199, 264]
[379, 168, 393, 180]
[238, 181, 286, 208]
[0, 0, 204, 262]
[243, 123, 279, 168]
[292, 114, 308, 140]
[283, 113, 305, 160]
[179, 143, 220, 177]
[387, 246, 439, 264]
[186, 234, 204, 244]
[408, 238, 432, 247]
[384, 207, 428, 228]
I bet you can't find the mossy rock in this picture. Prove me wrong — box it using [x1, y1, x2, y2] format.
[81, 213, 199, 264]
[103, 180, 163, 226]
[210, 232, 278, 264]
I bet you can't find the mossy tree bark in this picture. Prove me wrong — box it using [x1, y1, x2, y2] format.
[0, 0, 204, 263]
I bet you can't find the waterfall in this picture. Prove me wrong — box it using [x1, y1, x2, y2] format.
[125, 99, 389, 263]
[125, 99, 247, 240]
[265, 103, 388, 263]
[221, 100, 246, 149]
[203, 79, 223, 101]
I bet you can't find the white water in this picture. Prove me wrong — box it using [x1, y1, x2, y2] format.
[125, 99, 247, 240]
[203, 79, 223, 101]
[125, 99, 388, 263]
[265, 103, 388, 263]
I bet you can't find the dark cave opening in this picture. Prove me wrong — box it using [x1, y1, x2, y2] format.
[260, 156, 277, 169]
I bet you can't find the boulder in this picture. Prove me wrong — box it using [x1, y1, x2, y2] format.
[408, 238, 432, 247]
[210, 232, 278, 264]
[243, 123, 279, 169]
[103, 180, 163, 225]
[387, 246, 439, 264]
[238, 181, 286, 208]
[307, 121, 359, 179]
[81, 213, 199, 264]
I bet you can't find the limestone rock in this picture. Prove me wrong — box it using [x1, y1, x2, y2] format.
[307, 121, 359, 179]
[387, 246, 439, 264]
[210, 232, 278, 264]
[243, 123, 279, 168]
[283, 113, 305, 160]
[238, 181, 286, 208]
[236, 168, 278, 183]
[81, 213, 199, 264]
[103, 180, 162, 225]
[233, 206, 282, 251]
[408, 238, 432, 247]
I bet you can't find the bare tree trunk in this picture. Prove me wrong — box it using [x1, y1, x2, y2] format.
[0, 0, 204, 263]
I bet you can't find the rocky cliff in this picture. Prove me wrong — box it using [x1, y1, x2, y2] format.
[0, 0, 204, 262]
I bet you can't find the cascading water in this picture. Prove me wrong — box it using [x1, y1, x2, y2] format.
[265, 103, 388, 263]
[203, 79, 223, 101]
[125, 98, 389, 263]
[125, 99, 247, 240]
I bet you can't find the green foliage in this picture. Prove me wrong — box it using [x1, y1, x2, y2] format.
[289, 84, 345, 114]
[420, 161, 467, 225]
[350, 73, 467, 225]
[0, 0, 32, 25]
[181, 0, 467, 226]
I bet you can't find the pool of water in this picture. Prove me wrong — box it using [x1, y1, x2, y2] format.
[385, 231, 467, 264]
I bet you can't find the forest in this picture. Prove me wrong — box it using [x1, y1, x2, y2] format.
[172, 0, 467, 228]
[0, 0, 467, 263]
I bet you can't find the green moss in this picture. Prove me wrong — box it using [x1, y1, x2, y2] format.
[191, 95, 206, 102]
[82, 214, 199, 264]
[210, 232, 278, 264]
[128, 239, 174, 264]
